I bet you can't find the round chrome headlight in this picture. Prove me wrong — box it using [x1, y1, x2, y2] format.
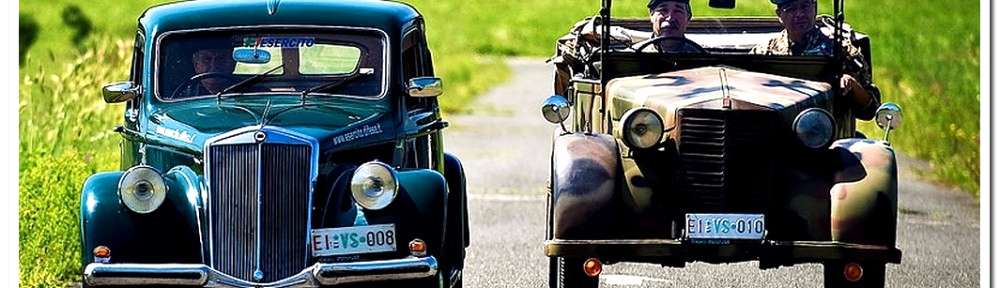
[621, 108, 664, 149]
[793, 108, 835, 149]
[351, 161, 399, 210]
[118, 165, 167, 214]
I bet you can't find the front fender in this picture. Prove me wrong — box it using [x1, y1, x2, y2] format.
[550, 132, 620, 239]
[80, 166, 204, 268]
[363, 169, 448, 254]
[829, 139, 898, 245]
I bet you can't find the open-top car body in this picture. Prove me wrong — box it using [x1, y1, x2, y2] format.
[541, 0, 903, 287]
[80, 1, 468, 287]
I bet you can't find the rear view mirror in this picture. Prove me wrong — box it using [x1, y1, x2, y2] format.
[232, 47, 271, 64]
[102, 81, 138, 103]
[407, 77, 443, 97]
[709, 0, 736, 9]
[875, 102, 902, 142]
[541, 95, 571, 124]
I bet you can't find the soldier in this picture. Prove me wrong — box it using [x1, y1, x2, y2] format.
[751, 0, 881, 121]
[647, 0, 704, 53]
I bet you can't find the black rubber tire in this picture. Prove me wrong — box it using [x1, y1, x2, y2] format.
[823, 261, 886, 288]
[555, 257, 599, 288]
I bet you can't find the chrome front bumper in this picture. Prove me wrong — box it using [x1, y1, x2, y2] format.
[83, 256, 438, 287]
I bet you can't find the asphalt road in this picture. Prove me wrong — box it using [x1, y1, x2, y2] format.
[443, 58, 980, 288]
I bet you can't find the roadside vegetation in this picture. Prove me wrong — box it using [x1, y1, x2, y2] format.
[19, 0, 978, 286]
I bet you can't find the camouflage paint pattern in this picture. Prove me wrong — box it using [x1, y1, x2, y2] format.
[829, 138, 898, 245]
[606, 65, 833, 137]
[550, 132, 620, 239]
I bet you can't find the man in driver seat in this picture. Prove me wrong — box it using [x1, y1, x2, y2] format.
[190, 47, 237, 95]
[751, 0, 881, 120]
[647, 0, 703, 53]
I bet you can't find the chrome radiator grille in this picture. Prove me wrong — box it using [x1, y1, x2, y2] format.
[676, 109, 777, 212]
[208, 141, 312, 283]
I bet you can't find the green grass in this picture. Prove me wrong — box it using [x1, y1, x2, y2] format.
[18, 0, 978, 286]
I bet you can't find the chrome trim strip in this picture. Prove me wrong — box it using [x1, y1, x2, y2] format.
[83, 256, 438, 287]
[203, 126, 320, 281]
[152, 25, 391, 103]
[254, 139, 263, 281]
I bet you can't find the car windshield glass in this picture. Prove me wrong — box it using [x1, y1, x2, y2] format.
[157, 28, 385, 101]
[615, 0, 838, 55]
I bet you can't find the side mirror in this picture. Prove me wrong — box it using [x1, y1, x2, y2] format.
[407, 77, 443, 97]
[875, 102, 902, 142]
[709, 0, 736, 9]
[232, 47, 272, 64]
[102, 81, 138, 103]
[541, 95, 571, 124]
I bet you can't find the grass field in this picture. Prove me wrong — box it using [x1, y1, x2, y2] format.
[19, 0, 979, 286]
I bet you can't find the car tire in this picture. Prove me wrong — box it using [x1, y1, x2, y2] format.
[555, 257, 599, 288]
[823, 261, 886, 288]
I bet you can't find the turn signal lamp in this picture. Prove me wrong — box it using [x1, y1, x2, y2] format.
[409, 239, 427, 257]
[583, 258, 603, 278]
[93, 246, 111, 263]
[843, 262, 864, 282]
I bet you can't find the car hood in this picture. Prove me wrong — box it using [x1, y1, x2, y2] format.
[607, 65, 834, 131]
[144, 96, 391, 153]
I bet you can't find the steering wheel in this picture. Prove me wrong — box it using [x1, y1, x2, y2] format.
[169, 72, 238, 99]
[632, 36, 707, 54]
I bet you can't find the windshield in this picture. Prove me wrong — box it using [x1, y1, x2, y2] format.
[609, 0, 840, 55]
[156, 28, 386, 101]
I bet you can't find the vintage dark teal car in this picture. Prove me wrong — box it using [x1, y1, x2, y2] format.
[80, 1, 468, 287]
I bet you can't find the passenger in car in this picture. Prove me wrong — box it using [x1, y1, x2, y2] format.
[647, 0, 704, 53]
[750, 0, 881, 120]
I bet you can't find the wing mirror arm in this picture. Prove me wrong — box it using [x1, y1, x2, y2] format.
[874, 102, 902, 143]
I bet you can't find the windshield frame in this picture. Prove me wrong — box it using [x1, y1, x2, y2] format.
[152, 25, 391, 103]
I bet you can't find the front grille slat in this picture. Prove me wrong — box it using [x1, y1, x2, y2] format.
[677, 109, 776, 212]
[209, 136, 312, 283]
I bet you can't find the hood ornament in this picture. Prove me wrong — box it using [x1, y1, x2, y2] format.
[266, 0, 280, 15]
[719, 68, 732, 110]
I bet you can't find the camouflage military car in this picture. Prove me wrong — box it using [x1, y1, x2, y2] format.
[79, 1, 468, 287]
[541, 0, 902, 287]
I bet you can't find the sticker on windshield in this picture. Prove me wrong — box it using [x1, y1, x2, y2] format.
[332, 123, 383, 145]
[243, 36, 315, 48]
[155, 126, 194, 144]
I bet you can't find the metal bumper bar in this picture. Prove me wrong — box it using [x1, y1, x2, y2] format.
[83, 256, 438, 287]
[545, 239, 902, 264]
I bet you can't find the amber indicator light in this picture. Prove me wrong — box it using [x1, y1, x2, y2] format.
[583, 258, 603, 278]
[843, 262, 864, 282]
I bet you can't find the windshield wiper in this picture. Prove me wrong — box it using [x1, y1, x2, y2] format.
[299, 68, 375, 102]
[215, 64, 285, 100]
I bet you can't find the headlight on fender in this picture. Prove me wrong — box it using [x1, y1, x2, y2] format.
[351, 161, 398, 210]
[118, 165, 167, 214]
[621, 108, 664, 149]
[793, 108, 835, 149]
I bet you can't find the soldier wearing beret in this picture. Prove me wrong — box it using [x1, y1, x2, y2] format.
[647, 0, 703, 53]
[751, 0, 881, 121]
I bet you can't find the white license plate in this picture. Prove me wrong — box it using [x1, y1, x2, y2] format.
[311, 224, 397, 257]
[685, 213, 765, 240]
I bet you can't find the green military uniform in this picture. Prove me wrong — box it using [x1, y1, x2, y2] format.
[654, 39, 704, 54]
[752, 0, 881, 125]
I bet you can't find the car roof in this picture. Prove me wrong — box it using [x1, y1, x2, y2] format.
[140, 0, 420, 35]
